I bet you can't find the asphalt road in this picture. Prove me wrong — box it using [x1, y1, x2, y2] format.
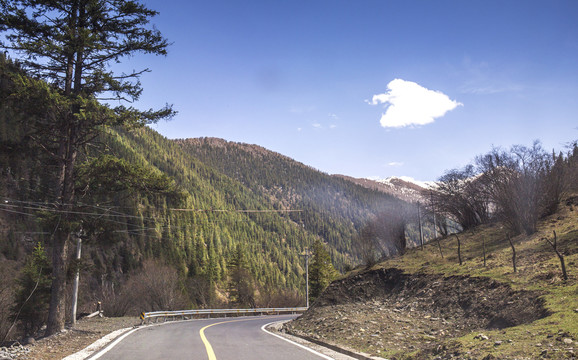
[89, 315, 333, 360]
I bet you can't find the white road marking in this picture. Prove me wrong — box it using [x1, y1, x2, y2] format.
[261, 321, 335, 360]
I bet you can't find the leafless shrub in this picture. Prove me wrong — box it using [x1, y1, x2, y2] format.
[257, 288, 303, 308]
[124, 260, 188, 313]
[186, 275, 215, 309]
[97, 280, 135, 317]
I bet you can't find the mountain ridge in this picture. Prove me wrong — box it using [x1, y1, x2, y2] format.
[333, 174, 434, 203]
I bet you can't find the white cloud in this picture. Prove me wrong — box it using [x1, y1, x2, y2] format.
[387, 161, 404, 167]
[368, 79, 462, 128]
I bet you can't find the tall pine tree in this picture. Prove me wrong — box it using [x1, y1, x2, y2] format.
[228, 245, 255, 308]
[0, 0, 173, 335]
[309, 239, 338, 301]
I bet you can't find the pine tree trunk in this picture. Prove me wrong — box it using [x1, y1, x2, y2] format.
[45, 228, 70, 336]
[45, 136, 77, 336]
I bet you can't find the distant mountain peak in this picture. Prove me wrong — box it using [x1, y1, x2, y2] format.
[334, 175, 435, 203]
[371, 176, 436, 190]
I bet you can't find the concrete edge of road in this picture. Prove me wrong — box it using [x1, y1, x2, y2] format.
[62, 326, 137, 360]
[264, 321, 388, 360]
[64, 319, 180, 360]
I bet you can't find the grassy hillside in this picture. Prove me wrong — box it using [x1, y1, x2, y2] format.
[287, 195, 577, 359]
[384, 197, 577, 358]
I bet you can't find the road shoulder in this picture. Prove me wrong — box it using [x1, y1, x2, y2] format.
[264, 320, 387, 360]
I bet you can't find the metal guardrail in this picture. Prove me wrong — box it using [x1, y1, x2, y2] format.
[140, 307, 308, 323]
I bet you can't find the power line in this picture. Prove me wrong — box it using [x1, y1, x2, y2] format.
[0, 196, 306, 240]
[170, 208, 303, 213]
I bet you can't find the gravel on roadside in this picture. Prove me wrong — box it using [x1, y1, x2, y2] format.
[5, 317, 140, 360]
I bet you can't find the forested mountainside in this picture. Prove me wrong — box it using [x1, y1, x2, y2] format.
[174, 137, 404, 258]
[0, 91, 406, 316]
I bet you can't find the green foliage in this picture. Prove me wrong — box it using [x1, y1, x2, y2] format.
[76, 154, 183, 198]
[11, 243, 52, 336]
[1, 0, 171, 108]
[228, 245, 255, 308]
[176, 137, 406, 269]
[1, 0, 175, 334]
[309, 239, 339, 301]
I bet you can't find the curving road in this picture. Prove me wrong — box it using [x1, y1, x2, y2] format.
[89, 315, 333, 360]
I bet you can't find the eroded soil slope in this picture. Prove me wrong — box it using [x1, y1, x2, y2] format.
[284, 267, 549, 358]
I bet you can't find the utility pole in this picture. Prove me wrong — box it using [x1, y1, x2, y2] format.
[301, 248, 310, 308]
[418, 201, 423, 250]
[430, 191, 438, 240]
[71, 228, 84, 325]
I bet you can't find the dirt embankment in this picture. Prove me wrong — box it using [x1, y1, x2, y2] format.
[284, 267, 549, 359]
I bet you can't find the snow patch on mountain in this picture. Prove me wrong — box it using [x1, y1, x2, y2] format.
[334, 175, 436, 203]
[369, 176, 436, 190]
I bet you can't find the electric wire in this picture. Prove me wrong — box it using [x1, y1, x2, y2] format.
[0, 196, 303, 238]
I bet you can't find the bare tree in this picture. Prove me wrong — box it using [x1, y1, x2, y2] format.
[507, 234, 517, 273]
[454, 234, 463, 266]
[476, 141, 562, 235]
[544, 230, 568, 281]
[357, 202, 414, 264]
[429, 165, 490, 231]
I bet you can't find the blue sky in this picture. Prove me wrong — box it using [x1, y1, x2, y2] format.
[133, 0, 578, 181]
